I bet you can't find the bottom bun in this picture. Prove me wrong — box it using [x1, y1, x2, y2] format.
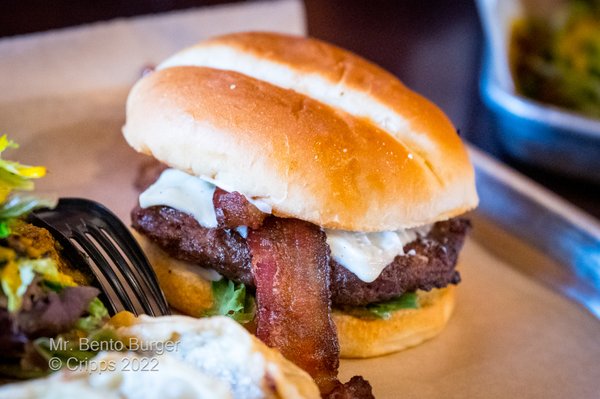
[135, 233, 456, 359]
[333, 286, 455, 358]
[134, 232, 214, 316]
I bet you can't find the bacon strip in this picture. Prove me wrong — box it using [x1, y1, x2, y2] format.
[247, 217, 339, 394]
[213, 188, 266, 229]
[325, 376, 375, 399]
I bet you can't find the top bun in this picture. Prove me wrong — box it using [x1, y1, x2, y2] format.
[123, 32, 478, 231]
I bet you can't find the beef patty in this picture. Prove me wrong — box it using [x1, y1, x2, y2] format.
[132, 205, 470, 307]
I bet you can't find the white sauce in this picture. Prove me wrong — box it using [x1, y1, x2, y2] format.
[325, 226, 431, 283]
[235, 226, 249, 239]
[139, 168, 431, 283]
[0, 351, 232, 399]
[195, 266, 223, 282]
[140, 169, 218, 228]
[244, 198, 272, 214]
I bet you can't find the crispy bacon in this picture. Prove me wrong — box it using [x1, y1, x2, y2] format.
[325, 376, 375, 399]
[247, 217, 339, 394]
[213, 188, 267, 229]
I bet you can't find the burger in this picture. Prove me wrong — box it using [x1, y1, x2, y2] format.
[123, 32, 477, 394]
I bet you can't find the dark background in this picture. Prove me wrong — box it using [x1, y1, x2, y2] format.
[1, 0, 598, 218]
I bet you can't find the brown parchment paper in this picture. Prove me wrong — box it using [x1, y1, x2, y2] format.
[1, 2, 599, 398]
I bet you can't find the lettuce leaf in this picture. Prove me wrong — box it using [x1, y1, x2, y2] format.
[76, 297, 109, 333]
[339, 292, 420, 320]
[202, 279, 255, 323]
[0, 194, 56, 220]
[0, 195, 57, 239]
[0, 135, 52, 238]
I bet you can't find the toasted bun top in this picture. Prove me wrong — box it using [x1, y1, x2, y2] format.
[123, 32, 478, 231]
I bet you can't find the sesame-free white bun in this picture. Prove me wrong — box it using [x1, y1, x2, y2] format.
[123, 32, 478, 231]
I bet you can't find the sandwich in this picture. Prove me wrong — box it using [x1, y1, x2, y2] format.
[123, 32, 477, 394]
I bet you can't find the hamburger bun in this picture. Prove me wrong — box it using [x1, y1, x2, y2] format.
[123, 32, 478, 232]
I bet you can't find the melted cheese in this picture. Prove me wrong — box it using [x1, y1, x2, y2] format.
[140, 169, 218, 228]
[139, 168, 431, 282]
[325, 226, 430, 283]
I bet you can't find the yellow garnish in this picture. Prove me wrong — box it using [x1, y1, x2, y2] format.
[1, 161, 46, 179]
[108, 311, 138, 328]
[0, 249, 75, 312]
[0, 135, 17, 152]
[0, 134, 47, 203]
[0, 248, 20, 311]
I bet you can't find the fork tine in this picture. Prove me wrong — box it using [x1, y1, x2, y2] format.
[27, 214, 121, 315]
[30, 198, 170, 316]
[88, 208, 171, 315]
[70, 228, 140, 315]
[88, 207, 170, 316]
[63, 236, 122, 315]
[114, 230, 167, 307]
[84, 224, 155, 316]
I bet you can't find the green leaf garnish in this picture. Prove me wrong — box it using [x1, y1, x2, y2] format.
[76, 297, 109, 333]
[339, 292, 420, 320]
[0, 135, 52, 239]
[0, 195, 57, 239]
[0, 195, 56, 220]
[202, 278, 256, 323]
[0, 222, 9, 238]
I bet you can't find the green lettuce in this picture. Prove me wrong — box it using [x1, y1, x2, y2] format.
[339, 292, 419, 320]
[76, 297, 109, 333]
[202, 278, 255, 323]
[0, 135, 52, 238]
[0, 194, 57, 239]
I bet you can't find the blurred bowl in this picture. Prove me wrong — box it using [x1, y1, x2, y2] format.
[476, 0, 600, 182]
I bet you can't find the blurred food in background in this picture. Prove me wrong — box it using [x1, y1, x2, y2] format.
[478, 0, 600, 182]
[510, 0, 600, 118]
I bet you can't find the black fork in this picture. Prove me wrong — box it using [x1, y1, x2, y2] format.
[29, 198, 170, 317]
